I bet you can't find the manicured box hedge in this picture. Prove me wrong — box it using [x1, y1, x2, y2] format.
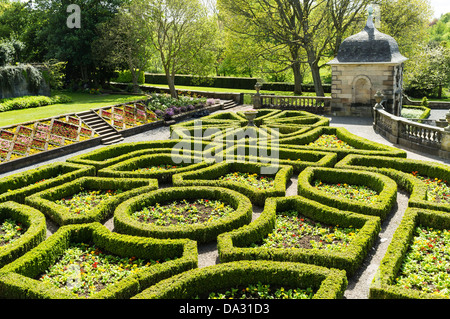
[217, 196, 381, 276]
[172, 161, 293, 206]
[297, 167, 398, 219]
[25, 177, 158, 226]
[114, 186, 253, 244]
[132, 260, 348, 299]
[278, 126, 408, 160]
[336, 154, 450, 213]
[235, 109, 282, 126]
[97, 153, 214, 183]
[0, 202, 47, 268]
[223, 144, 337, 173]
[0, 222, 198, 299]
[170, 120, 242, 140]
[0, 162, 95, 204]
[67, 139, 220, 172]
[369, 207, 450, 299]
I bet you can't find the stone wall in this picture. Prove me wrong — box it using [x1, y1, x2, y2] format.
[0, 64, 51, 99]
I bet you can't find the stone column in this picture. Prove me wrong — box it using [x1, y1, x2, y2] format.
[252, 82, 262, 109]
[440, 110, 450, 159]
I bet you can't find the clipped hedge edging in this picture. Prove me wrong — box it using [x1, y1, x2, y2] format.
[370, 207, 450, 299]
[0, 222, 198, 299]
[0, 162, 95, 204]
[336, 154, 450, 213]
[0, 202, 47, 268]
[25, 177, 158, 226]
[172, 161, 293, 206]
[217, 196, 381, 276]
[114, 186, 253, 244]
[132, 260, 348, 299]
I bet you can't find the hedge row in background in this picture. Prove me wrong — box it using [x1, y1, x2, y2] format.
[114, 186, 253, 244]
[25, 177, 158, 226]
[0, 202, 47, 268]
[370, 207, 450, 299]
[133, 260, 347, 299]
[0, 94, 72, 112]
[336, 154, 450, 213]
[0, 222, 198, 299]
[217, 196, 381, 276]
[172, 161, 293, 206]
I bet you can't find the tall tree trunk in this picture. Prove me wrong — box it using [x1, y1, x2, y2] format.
[291, 61, 303, 95]
[307, 50, 324, 97]
[166, 70, 178, 99]
[130, 67, 140, 93]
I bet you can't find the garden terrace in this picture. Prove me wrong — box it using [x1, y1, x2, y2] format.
[0, 202, 47, 268]
[94, 102, 158, 131]
[132, 260, 347, 299]
[97, 154, 213, 183]
[335, 154, 450, 213]
[0, 222, 197, 299]
[25, 177, 158, 226]
[217, 196, 380, 276]
[370, 207, 450, 299]
[114, 186, 252, 244]
[297, 167, 398, 220]
[172, 161, 293, 206]
[0, 162, 95, 204]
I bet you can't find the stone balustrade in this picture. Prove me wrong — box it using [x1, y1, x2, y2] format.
[253, 94, 331, 114]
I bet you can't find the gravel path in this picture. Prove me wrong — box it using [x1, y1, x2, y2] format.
[1, 105, 448, 299]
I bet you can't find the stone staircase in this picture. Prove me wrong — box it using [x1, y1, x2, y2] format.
[76, 110, 124, 145]
[222, 100, 240, 110]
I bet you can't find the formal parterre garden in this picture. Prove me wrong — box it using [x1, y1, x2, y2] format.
[0, 107, 449, 300]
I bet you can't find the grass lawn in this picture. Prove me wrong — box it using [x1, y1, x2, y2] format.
[0, 91, 148, 128]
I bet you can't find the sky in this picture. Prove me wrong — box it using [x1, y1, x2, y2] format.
[429, 0, 450, 19]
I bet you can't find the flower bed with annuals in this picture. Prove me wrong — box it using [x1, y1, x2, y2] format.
[172, 161, 293, 206]
[25, 177, 158, 226]
[132, 260, 348, 299]
[370, 207, 450, 299]
[217, 196, 380, 276]
[297, 167, 397, 219]
[114, 186, 253, 244]
[0, 202, 46, 268]
[0, 222, 198, 299]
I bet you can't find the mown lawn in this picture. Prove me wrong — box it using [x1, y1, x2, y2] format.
[0, 91, 148, 127]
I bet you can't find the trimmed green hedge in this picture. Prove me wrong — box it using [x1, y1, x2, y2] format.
[336, 154, 450, 213]
[370, 207, 450, 299]
[223, 144, 337, 173]
[25, 177, 158, 226]
[172, 161, 293, 206]
[114, 186, 253, 244]
[132, 260, 348, 299]
[0, 222, 198, 299]
[67, 139, 220, 172]
[97, 154, 214, 183]
[297, 167, 397, 219]
[278, 126, 408, 160]
[0, 162, 95, 204]
[217, 196, 380, 276]
[0, 202, 47, 268]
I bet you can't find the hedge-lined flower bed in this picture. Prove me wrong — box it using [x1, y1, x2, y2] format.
[0, 202, 46, 268]
[217, 196, 380, 276]
[132, 260, 348, 299]
[335, 154, 450, 213]
[297, 167, 397, 219]
[25, 177, 158, 226]
[172, 161, 293, 206]
[114, 186, 253, 244]
[97, 154, 213, 183]
[0, 222, 198, 299]
[0, 162, 95, 204]
[370, 207, 450, 299]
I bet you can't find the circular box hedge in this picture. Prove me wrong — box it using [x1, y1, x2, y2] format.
[114, 186, 253, 243]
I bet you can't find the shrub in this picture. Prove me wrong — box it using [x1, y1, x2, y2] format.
[217, 195, 381, 276]
[114, 186, 253, 244]
[172, 161, 293, 206]
[0, 94, 72, 112]
[132, 260, 347, 299]
[0, 222, 198, 299]
[370, 207, 450, 299]
[25, 177, 158, 226]
[297, 167, 397, 219]
[0, 202, 47, 268]
[0, 162, 95, 204]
